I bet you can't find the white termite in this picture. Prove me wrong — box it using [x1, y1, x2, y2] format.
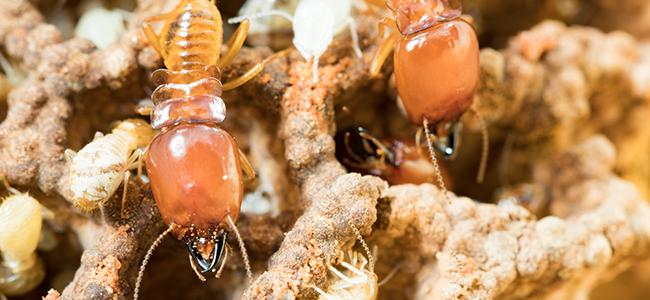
[315, 249, 378, 300]
[0, 189, 45, 296]
[66, 119, 153, 213]
[75, 0, 130, 49]
[229, 0, 363, 81]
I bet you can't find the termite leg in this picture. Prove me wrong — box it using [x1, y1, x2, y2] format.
[312, 285, 336, 300]
[339, 261, 368, 277]
[238, 148, 256, 182]
[219, 19, 250, 69]
[358, 132, 391, 166]
[121, 148, 144, 217]
[93, 132, 104, 140]
[347, 17, 362, 58]
[327, 260, 356, 284]
[370, 18, 400, 76]
[470, 108, 489, 184]
[222, 49, 290, 91]
[142, 13, 171, 57]
[120, 170, 131, 218]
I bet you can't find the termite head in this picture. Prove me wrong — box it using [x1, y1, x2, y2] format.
[183, 227, 227, 274]
[335, 127, 398, 174]
[386, 0, 462, 35]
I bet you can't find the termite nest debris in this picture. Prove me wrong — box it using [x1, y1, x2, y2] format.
[1, 0, 650, 299]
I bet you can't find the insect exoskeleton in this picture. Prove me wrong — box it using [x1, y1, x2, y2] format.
[315, 249, 379, 300]
[229, 0, 363, 81]
[135, 1, 266, 297]
[0, 190, 45, 296]
[66, 118, 153, 212]
[369, 0, 488, 189]
[335, 126, 453, 187]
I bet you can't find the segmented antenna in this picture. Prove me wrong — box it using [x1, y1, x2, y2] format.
[134, 223, 176, 300]
[226, 215, 253, 284]
[423, 119, 452, 204]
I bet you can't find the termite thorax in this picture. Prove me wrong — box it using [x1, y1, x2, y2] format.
[149, 64, 226, 129]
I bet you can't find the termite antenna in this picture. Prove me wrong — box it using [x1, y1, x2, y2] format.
[349, 222, 374, 273]
[422, 119, 451, 204]
[346, 17, 362, 58]
[470, 108, 489, 184]
[228, 10, 294, 25]
[134, 223, 175, 300]
[378, 264, 400, 286]
[226, 215, 253, 284]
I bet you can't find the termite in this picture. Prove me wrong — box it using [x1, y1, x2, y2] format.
[134, 0, 278, 297]
[0, 181, 45, 296]
[75, 0, 131, 49]
[314, 224, 397, 300]
[369, 0, 488, 192]
[315, 249, 378, 300]
[65, 118, 153, 215]
[335, 126, 452, 187]
[229, 0, 363, 81]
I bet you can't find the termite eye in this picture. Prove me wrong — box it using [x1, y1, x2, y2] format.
[185, 231, 227, 273]
[430, 121, 462, 160]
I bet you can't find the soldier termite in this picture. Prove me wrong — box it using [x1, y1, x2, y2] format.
[134, 0, 285, 297]
[369, 0, 488, 198]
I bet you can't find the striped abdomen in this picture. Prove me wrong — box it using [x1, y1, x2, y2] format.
[161, 0, 223, 72]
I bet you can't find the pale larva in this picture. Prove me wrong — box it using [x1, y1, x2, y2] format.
[315, 250, 378, 300]
[66, 119, 153, 212]
[74, 0, 130, 49]
[0, 192, 45, 296]
[229, 0, 362, 81]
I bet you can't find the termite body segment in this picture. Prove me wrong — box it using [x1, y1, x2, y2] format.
[67, 119, 153, 211]
[141, 0, 257, 278]
[0, 192, 45, 296]
[371, 0, 479, 159]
